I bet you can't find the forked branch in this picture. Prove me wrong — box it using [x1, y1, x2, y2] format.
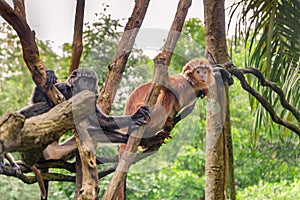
[0, 0, 64, 104]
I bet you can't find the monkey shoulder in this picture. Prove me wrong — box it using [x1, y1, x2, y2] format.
[168, 75, 191, 91]
[55, 83, 73, 100]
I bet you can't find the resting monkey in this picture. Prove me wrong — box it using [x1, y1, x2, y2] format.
[18, 68, 150, 160]
[124, 58, 214, 142]
[117, 58, 215, 200]
[7, 68, 150, 200]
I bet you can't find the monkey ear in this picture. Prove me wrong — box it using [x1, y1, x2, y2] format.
[66, 70, 78, 87]
[181, 64, 194, 81]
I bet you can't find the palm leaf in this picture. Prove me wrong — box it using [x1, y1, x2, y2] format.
[229, 0, 300, 140]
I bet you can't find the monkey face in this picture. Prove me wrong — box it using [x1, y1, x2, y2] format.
[182, 58, 214, 89]
[75, 77, 96, 92]
[194, 66, 210, 84]
[67, 68, 99, 95]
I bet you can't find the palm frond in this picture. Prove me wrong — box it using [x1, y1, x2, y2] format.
[228, 0, 300, 140]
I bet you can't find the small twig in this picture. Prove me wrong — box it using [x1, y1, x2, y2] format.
[69, 0, 85, 74]
[0, 164, 75, 184]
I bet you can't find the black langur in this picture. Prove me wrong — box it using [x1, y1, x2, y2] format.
[17, 68, 150, 200]
[19, 68, 150, 160]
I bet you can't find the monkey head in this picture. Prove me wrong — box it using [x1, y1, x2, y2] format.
[66, 68, 99, 95]
[181, 58, 215, 90]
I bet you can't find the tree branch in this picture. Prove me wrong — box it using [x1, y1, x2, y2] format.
[0, 90, 96, 165]
[0, 0, 64, 105]
[12, 0, 26, 19]
[69, 0, 85, 74]
[0, 163, 76, 184]
[98, 0, 151, 114]
[225, 63, 300, 136]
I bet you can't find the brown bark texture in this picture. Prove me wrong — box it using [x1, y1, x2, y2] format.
[70, 0, 85, 74]
[98, 0, 151, 115]
[0, 90, 95, 166]
[205, 71, 226, 200]
[66, 1, 100, 199]
[203, 0, 233, 199]
[203, 0, 230, 64]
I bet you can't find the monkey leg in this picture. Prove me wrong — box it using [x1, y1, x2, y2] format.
[139, 130, 172, 149]
[43, 141, 78, 161]
[42, 128, 129, 161]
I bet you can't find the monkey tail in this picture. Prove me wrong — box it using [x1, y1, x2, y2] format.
[30, 165, 47, 200]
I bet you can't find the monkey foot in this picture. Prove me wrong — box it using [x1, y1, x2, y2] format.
[141, 130, 172, 149]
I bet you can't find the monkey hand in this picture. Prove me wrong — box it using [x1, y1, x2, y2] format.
[131, 105, 151, 127]
[196, 89, 206, 98]
[45, 70, 58, 90]
[213, 66, 234, 86]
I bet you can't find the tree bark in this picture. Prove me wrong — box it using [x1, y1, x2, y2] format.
[70, 0, 85, 74]
[0, 90, 95, 166]
[66, 1, 100, 199]
[96, 1, 150, 199]
[203, 0, 233, 199]
[98, 0, 151, 114]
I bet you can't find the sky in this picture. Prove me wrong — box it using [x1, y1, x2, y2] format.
[1, 0, 237, 55]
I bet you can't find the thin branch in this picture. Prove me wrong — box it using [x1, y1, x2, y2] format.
[69, 0, 85, 74]
[0, 164, 75, 184]
[241, 67, 300, 122]
[35, 160, 76, 173]
[0, 0, 64, 105]
[225, 63, 300, 136]
[98, 0, 151, 114]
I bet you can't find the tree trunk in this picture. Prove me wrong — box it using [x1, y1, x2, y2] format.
[203, 0, 234, 199]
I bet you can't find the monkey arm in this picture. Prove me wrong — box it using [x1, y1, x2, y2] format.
[95, 105, 150, 130]
[19, 102, 52, 118]
[172, 101, 196, 127]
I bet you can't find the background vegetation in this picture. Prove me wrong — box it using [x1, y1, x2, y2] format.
[0, 9, 299, 199]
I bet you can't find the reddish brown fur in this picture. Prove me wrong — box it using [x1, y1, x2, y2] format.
[124, 58, 214, 138]
[118, 58, 214, 199]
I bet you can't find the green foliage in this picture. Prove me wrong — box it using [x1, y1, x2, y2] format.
[0, 23, 34, 114]
[81, 11, 122, 84]
[0, 176, 40, 199]
[48, 181, 75, 199]
[126, 167, 205, 200]
[0, 2, 299, 198]
[237, 179, 300, 200]
[229, 0, 300, 139]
